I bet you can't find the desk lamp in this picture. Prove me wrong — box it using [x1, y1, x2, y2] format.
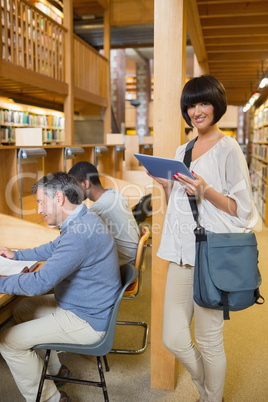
[18, 148, 47, 219]
[94, 146, 108, 167]
[114, 145, 125, 177]
[64, 147, 85, 172]
[143, 144, 153, 153]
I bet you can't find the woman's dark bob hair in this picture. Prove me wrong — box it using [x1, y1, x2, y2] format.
[180, 75, 227, 128]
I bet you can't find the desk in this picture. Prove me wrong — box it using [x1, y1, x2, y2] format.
[0, 262, 46, 326]
[100, 175, 147, 208]
[0, 214, 59, 325]
[0, 294, 18, 325]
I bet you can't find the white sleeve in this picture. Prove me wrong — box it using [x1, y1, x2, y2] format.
[224, 143, 258, 229]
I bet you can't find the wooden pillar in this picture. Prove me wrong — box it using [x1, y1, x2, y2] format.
[187, 0, 209, 77]
[151, 0, 187, 390]
[103, 0, 112, 142]
[194, 54, 209, 76]
[63, 0, 74, 145]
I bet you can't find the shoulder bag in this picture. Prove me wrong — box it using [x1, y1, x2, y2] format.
[183, 138, 264, 320]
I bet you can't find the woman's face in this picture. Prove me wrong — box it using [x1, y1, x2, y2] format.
[187, 102, 214, 130]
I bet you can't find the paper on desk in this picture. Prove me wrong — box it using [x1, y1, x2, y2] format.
[0, 256, 38, 276]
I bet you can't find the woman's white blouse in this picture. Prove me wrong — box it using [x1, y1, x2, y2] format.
[157, 136, 258, 266]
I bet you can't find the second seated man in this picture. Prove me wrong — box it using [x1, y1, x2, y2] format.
[69, 161, 140, 265]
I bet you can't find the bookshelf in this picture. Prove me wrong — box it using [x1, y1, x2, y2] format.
[250, 99, 268, 226]
[0, 98, 65, 145]
[0, 144, 123, 219]
[125, 75, 137, 101]
[1, 0, 65, 80]
[28, 0, 63, 25]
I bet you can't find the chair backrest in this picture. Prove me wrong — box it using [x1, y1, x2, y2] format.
[93, 263, 138, 354]
[35, 264, 138, 357]
[123, 225, 150, 298]
[133, 194, 152, 225]
[33, 264, 138, 356]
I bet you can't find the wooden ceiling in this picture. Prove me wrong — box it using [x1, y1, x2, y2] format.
[73, 0, 107, 16]
[73, 0, 268, 107]
[195, 0, 268, 106]
[1, 1, 267, 109]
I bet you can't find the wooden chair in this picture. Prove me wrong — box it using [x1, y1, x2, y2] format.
[111, 225, 150, 354]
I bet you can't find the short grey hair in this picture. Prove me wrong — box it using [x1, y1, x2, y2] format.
[32, 172, 83, 205]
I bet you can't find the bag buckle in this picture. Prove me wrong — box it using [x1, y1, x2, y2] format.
[194, 225, 206, 241]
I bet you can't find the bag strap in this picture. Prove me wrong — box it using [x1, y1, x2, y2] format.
[183, 137, 200, 225]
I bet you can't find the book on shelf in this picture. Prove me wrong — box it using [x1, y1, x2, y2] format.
[0, 256, 38, 276]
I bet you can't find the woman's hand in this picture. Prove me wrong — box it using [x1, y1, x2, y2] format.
[0, 247, 14, 260]
[173, 171, 209, 197]
[146, 170, 172, 188]
[146, 170, 174, 204]
[174, 171, 238, 216]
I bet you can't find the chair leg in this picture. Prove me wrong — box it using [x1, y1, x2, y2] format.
[103, 355, 110, 372]
[97, 356, 109, 402]
[36, 349, 51, 402]
[110, 321, 149, 354]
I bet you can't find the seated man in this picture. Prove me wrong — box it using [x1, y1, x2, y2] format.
[69, 161, 140, 265]
[0, 172, 121, 402]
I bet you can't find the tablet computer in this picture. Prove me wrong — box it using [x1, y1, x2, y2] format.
[134, 153, 194, 180]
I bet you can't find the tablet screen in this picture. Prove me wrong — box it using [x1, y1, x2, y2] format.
[134, 153, 194, 180]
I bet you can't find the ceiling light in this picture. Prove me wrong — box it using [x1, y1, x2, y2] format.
[243, 92, 261, 113]
[259, 77, 268, 88]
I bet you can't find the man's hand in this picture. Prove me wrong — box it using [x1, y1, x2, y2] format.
[0, 247, 14, 260]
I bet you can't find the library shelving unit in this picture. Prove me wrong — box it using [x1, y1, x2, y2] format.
[125, 75, 136, 101]
[0, 143, 123, 221]
[0, 98, 65, 145]
[251, 99, 268, 226]
[125, 74, 154, 135]
[1, 0, 64, 80]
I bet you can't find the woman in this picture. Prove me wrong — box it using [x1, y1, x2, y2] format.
[151, 75, 258, 401]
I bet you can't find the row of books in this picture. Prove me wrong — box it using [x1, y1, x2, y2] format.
[252, 126, 268, 143]
[251, 143, 268, 161]
[43, 129, 65, 142]
[2, 26, 61, 49]
[254, 107, 268, 128]
[250, 157, 267, 180]
[0, 110, 65, 128]
[251, 170, 267, 197]
[252, 188, 266, 220]
[1, 126, 13, 141]
[1, 127, 65, 143]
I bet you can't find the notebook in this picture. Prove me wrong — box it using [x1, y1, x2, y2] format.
[134, 153, 195, 180]
[0, 256, 38, 276]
